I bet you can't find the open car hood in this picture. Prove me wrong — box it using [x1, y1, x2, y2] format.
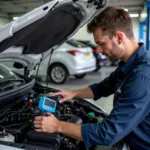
[0, 0, 107, 72]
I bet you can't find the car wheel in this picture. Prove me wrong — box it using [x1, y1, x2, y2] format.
[48, 64, 68, 84]
[74, 73, 86, 79]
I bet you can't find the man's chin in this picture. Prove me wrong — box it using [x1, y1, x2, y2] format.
[107, 57, 113, 61]
[107, 57, 118, 61]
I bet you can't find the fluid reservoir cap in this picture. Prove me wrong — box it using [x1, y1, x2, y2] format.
[88, 112, 95, 118]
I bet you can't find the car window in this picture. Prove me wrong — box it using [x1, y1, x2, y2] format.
[0, 63, 18, 81]
[67, 39, 87, 48]
[86, 42, 96, 48]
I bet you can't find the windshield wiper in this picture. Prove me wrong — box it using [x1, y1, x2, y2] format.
[0, 79, 24, 84]
[0, 79, 24, 92]
[0, 83, 16, 92]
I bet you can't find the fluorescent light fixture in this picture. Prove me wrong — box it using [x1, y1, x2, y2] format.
[141, 13, 147, 18]
[13, 17, 19, 20]
[129, 14, 139, 18]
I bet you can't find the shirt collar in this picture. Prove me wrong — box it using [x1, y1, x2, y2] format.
[119, 43, 146, 75]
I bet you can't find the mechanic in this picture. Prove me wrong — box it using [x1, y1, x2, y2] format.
[34, 7, 150, 150]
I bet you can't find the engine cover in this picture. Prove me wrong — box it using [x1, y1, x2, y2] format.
[25, 131, 61, 150]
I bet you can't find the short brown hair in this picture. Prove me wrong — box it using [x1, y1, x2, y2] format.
[87, 7, 133, 38]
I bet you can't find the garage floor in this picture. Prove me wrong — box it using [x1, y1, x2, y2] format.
[46, 66, 116, 114]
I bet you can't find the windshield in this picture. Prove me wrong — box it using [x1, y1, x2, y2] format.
[0, 63, 19, 81]
[0, 63, 25, 92]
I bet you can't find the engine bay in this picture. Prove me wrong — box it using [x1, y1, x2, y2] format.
[0, 79, 107, 150]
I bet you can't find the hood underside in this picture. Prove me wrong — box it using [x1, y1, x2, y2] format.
[0, 3, 83, 54]
[0, 0, 107, 72]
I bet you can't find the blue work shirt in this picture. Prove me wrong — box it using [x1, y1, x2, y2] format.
[81, 43, 150, 149]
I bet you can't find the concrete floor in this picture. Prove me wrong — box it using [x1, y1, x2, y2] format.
[45, 66, 116, 114]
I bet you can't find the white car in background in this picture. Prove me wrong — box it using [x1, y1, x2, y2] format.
[0, 39, 96, 84]
[36, 39, 96, 84]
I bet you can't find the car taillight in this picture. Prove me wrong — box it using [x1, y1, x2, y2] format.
[93, 48, 97, 53]
[67, 50, 82, 56]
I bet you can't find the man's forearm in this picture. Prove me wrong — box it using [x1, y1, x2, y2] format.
[58, 121, 83, 141]
[73, 87, 94, 99]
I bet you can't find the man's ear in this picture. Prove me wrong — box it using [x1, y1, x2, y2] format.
[114, 31, 123, 44]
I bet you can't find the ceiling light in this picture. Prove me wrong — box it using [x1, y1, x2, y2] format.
[141, 13, 147, 18]
[129, 14, 139, 18]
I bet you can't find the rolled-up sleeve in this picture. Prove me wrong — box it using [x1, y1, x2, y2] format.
[82, 74, 150, 148]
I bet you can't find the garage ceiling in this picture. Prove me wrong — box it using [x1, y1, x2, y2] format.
[0, 0, 146, 18]
[109, 0, 145, 13]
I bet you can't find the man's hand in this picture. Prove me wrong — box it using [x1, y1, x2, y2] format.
[50, 90, 76, 103]
[50, 87, 94, 103]
[34, 113, 60, 133]
[34, 113, 83, 141]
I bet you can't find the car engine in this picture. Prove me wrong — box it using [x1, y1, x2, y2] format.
[0, 78, 107, 150]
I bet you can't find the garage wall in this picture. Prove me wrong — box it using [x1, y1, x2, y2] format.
[73, 18, 140, 43]
[132, 18, 139, 42]
[72, 24, 94, 43]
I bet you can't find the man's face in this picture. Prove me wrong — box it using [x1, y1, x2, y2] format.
[93, 28, 124, 61]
